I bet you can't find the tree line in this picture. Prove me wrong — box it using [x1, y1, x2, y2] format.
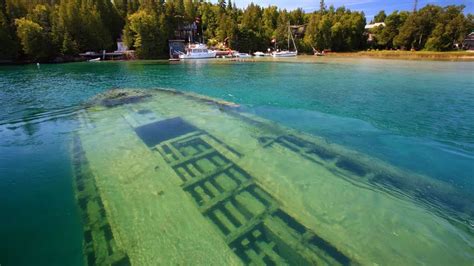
[0, 0, 472, 61]
[369, 6, 473, 51]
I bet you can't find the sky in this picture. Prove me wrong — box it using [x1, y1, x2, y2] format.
[227, 0, 474, 20]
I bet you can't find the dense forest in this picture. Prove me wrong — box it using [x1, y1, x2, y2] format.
[0, 0, 472, 61]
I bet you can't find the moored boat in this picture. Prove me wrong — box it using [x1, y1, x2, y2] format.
[272, 24, 297, 57]
[272, 51, 298, 57]
[235, 52, 252, 58]
[179, 43, 216, 59]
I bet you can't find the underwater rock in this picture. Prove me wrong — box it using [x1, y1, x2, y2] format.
[89, 89, 152, 107]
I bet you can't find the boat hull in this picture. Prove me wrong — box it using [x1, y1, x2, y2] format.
[179, 52, 217, 59]
[236, 54, 252, 58]
[272, 51, 297, 57]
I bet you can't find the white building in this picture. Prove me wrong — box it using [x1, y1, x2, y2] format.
[116, 39, 128, 53]
[364, 22, 385, 30]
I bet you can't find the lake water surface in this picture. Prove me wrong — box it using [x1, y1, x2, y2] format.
[1, 57, 473, 265]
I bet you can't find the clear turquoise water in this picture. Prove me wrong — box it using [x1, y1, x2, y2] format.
[1, 57, 473, 264]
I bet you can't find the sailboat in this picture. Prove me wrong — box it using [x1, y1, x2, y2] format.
[272, 24, 298, 57]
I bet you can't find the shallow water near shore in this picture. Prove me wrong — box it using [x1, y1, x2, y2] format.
[1, 57, 473, 265]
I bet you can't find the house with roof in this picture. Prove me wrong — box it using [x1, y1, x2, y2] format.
[462, 32, 474, 50]
[364, 22, 385, 43]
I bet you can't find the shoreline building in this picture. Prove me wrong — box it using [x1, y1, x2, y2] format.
[463, 32, 474, 50]
[364, 22, 385, 44]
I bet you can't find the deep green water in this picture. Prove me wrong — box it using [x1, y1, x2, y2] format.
[1, 57, 473, 264]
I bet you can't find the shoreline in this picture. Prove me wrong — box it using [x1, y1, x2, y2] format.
[324, 51, 474, 61]
[2, 51, 474, 65]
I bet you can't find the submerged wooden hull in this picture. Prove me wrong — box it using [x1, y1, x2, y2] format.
[72, 89, 474, 265]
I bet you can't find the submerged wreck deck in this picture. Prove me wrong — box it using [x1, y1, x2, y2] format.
[72, 89, 474, 265]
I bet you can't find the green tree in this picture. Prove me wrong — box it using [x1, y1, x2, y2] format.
[289, 8, 304, 25]
[226, 0, 233, 13]
[373, 10, 386, 23]
[28, 4, 52, 29]
[184, 0, 195, 21]
[0, 8, 17, 59]
[262, 6, 278, 39]
[425, 5, 468, 51]
[15, 17, 50, 60]
[376, 11, 408, 49]
[95, 0, 124, 42]
[52, 0, 116, 53]
[393, 12, 417, 49]
[216, 13, 234, 42]
[198, 2, 218, 40]
[316, 16, 332, 50]
[467, 14, 474, 32]
[124, 9, 164, 58]
[303, 12, 320, 50]
[234, 28, 263, 52]
[2, 0, 473, 61]
[394, 5, 442, 50]
[218, 0, 225, 13]
[274, 10, 289, 48]
[61, 31, 78, 54]
[241, 3, 262, 33]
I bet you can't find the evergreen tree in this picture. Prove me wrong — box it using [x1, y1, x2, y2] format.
[289, 8, 304, 25]
[374, 10, 386, 23]
[377, 11, 408, 49]
[15, 17, 50, 60]
[0, 7, 17, 59]
[61, 32, 78, 55]
[241, 3, 262, 33]
[394, 5, 442, 50]
[274, 10, 289, 49]
[317, 16, 332, 49]
[218, 0, 225, 13]
[393, 12, 417, 49]
[174, 0, 185, 17]
[262, 6, 278, 39]
[303, 12, 320, 49]
[1, 0, 472, 61]
[184, 0, 195, 21]
[124, 9, 165, 58]
[425, 5, 468, 51]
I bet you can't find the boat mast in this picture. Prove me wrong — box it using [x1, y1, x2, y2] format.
[288, 24, 297, 52]
[287, 23, 290, 50]
[291, 27, 297, 52]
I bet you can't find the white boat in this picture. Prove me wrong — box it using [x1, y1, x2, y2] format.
[272, 24, 298, 58]
[312, 47, 325, 56]
[89, 57, 101, 62]
[179, 43, 216, 59]
[236, 52, 252, 58]
[254, 51, 265, 57]
[272, 51, 298, 57]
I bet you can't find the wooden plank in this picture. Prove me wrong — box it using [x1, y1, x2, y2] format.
[182, 163, 233, 189]
[199, 180, 253, 214]
[171, 149, 216, 167]
[255, 240, 286, 265]
[225, 204, 278, 244]
[214, 208, 237, 234]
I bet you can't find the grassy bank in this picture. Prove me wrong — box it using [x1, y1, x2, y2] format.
[326, 50, 474, 61]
